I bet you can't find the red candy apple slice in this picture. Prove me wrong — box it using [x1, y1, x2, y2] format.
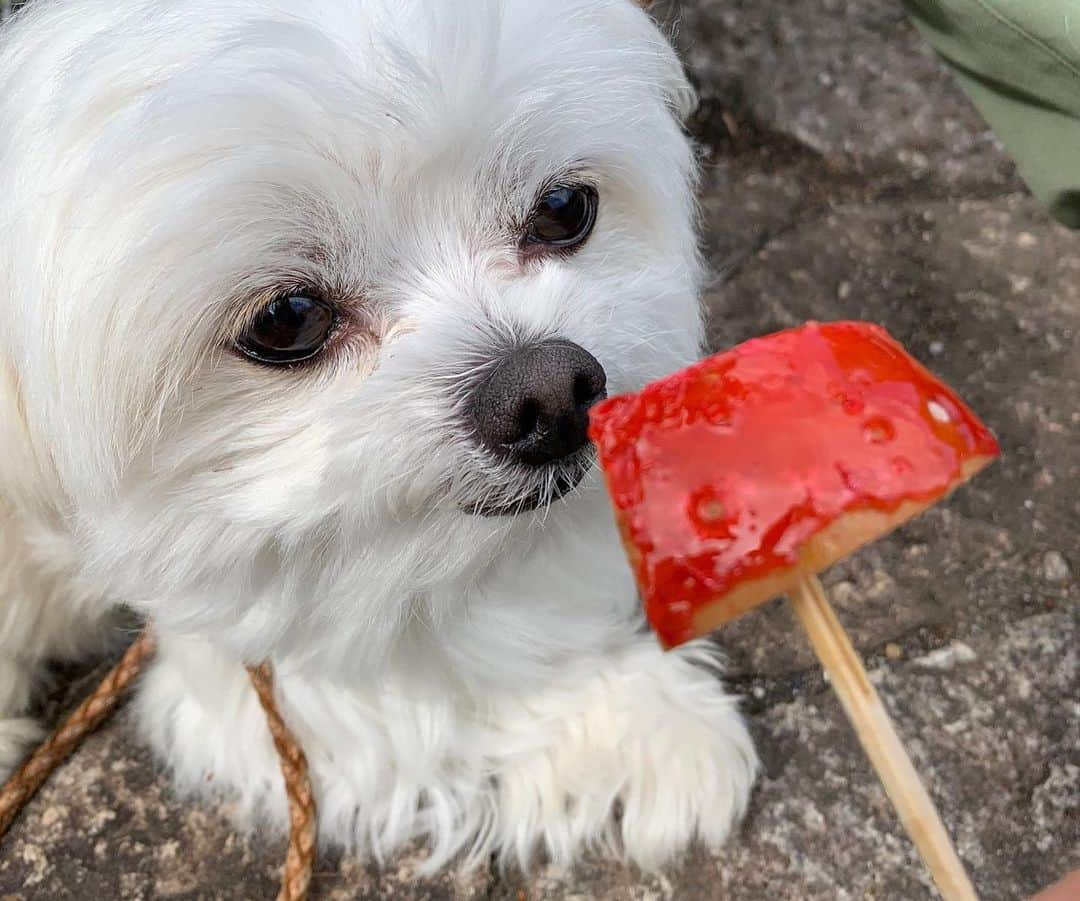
[589, 321, 998, 901]
[589, 320, 999, 648]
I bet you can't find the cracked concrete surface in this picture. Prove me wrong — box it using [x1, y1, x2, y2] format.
[0, 1, 1076, 898]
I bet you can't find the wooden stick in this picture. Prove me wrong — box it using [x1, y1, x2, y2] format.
[788, 575, 978, 901]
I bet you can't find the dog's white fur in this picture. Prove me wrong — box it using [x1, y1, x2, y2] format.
[0, 0, 756, 871]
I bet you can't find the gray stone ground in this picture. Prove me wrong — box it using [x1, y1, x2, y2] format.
[1, 1, 1077, 898]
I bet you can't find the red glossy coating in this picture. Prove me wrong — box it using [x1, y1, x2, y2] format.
[588, 321, 1000, 648]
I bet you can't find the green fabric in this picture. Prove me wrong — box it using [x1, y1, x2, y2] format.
[903, 0, 1080, 228]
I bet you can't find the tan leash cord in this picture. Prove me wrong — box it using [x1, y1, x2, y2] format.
[247, 661, 318, 901]
[0, 630, 316, 901]
[0, 630, 158, 836]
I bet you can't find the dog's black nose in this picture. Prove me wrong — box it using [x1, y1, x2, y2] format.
[472, 341, 607, 466]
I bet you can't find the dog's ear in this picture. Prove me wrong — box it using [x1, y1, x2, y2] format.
[630, 0, 697, 122]
[661, 56, 697, 124]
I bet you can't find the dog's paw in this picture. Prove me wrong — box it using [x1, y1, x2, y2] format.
[0, 716, 42, 781]
[491, 640, 758, 870]
[615, 663, 758, 869]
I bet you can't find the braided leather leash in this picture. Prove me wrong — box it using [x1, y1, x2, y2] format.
[0, 631, 157, 836]
[0, 631, 316, 901]
[247, 661, 318, 901]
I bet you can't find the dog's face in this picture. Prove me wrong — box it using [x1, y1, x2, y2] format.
[0, 0, 702, 674]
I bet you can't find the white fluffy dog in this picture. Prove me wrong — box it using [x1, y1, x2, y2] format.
[0, 0, 756, 872]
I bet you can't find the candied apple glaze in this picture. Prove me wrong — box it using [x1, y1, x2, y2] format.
[589, 321, 999, 648]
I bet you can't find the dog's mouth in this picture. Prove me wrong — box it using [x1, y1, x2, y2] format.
[461, 452, 594, 517]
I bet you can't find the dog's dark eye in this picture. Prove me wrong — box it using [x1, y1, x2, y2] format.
[525, 185, 597, 250]
[235, 293, 335, 365]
